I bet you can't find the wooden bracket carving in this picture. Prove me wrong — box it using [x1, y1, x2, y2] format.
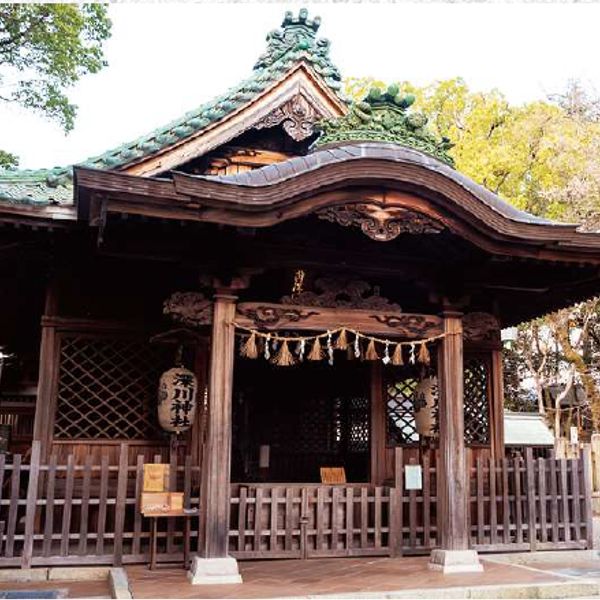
[163, 292, 213, 326]
[281, 277, 401, 311]
[462, 312, 500, 342]
[317, 203, 443, 241]
[254, 94, 323, 141]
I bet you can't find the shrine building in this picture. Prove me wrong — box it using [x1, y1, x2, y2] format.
[0, 9, 598, 581]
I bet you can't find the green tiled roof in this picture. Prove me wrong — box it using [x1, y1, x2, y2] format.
[0, 9, 343, 208]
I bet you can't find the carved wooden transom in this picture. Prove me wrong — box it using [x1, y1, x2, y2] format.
[281, 277, 401, 311]
[316, 203, 444, 242]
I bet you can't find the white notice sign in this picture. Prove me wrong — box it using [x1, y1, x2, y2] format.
[405, 465, 423, 490]
[570, 426, 579, 445]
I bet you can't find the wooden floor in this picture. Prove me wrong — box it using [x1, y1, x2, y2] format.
[126, 556, 567, 599]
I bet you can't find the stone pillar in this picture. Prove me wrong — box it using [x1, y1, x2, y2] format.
[189, 292, 242, 585]
[429, 312, 482, 574]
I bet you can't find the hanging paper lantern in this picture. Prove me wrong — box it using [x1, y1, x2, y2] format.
[158, 367, 198, 434]
[414, 376, 438, 438]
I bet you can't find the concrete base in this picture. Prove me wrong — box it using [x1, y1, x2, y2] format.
[428, 549, 484, 574]
[188, 556, 243, 585]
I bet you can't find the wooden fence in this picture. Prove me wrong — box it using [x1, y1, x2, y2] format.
[0, 442, 201, 568]
[0, 444, 594, 567]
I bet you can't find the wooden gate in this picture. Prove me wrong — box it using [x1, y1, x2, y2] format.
[229, 484, 393, 559]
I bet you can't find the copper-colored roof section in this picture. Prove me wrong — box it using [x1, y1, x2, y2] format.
[75, 141, 600, 265]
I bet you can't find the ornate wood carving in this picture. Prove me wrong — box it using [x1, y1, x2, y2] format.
[317, 203, 443, 242]
[254, 94, 323, 141]
[463, 312, 500, 342]
[237, 305, 318, 328]
[281, 278, 402, 311]
[163, 292, 213, 326]
[370, 314, 443, 338]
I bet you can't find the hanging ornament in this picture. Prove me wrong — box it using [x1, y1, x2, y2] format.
[272, 339, 279, 351]
[409, 343, 416, 364]
[382, 341, 391, 365]
[327, 331, 334, 366]
[308, 337, 324, 361]
[296, 339, 306, 362]
[240, 331, 258, 359]
[418, 342, 431, 366]
[365, 338, 379, 361]
[354, 333, 361, 359]
[336, 328, 348, 351]
[392, 343, 404, 366]
[157, 367, 198, 434]
[264, 334, 271, 360]
[274, 340, 295, 366]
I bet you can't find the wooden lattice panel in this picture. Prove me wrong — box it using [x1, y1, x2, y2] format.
[386, 376, 420, 445]
[54, 335, 169, 440]
[463, 357, 490, 445]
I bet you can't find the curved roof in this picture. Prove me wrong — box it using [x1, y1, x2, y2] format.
[206, 142, 557, 227]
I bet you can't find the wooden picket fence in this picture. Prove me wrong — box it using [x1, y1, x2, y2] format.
[0, 442, 201, 567]
[0, 444, 594, 567]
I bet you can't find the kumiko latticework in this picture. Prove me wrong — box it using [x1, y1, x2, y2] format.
[386, 376, 420, 445]
[54, 334, 169, 440]
[463, 357, 490, 445]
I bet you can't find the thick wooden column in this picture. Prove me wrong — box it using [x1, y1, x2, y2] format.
[199, 292, 237, 559]
[32, 272, 60, 459]
[430, 311, 482, 572]
[437, 311, 468, 550]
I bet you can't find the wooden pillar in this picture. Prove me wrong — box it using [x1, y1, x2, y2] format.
[370, 362, 386, 485]
[490, 348, 505, 461]
[199, 292, 237, 559]
[430, 311, 482, 572]
[436, 311, 468, 550]
[32, 272, 60, 459]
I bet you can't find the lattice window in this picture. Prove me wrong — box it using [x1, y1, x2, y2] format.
[54, 335, 169, 440]
[463, 357, 490, 445]
[345, 396, 370, 453]
[386, 376, 420, 445]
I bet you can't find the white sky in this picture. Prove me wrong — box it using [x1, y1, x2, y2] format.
[3, 2, 600, 169]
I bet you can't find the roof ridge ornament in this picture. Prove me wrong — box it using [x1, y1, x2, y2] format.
[315, 84, 455, 165]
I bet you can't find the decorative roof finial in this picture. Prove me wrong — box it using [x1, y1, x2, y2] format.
[253, 9, 340, 92]
[315, 84, 454, 165]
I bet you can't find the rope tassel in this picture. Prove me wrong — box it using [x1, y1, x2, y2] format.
[336, 328, 348, 350]
[418, 342, 431, 365]
[274, 340, 295, 366]
[392, 343, 404, 366]
[240, 331, 258, 359]
[308, 337, 324, 361]
[365, 338, 379, 361]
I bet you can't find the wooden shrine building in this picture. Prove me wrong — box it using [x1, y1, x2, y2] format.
[0, 9, 599, 579]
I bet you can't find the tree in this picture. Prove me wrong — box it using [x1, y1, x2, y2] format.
[0, 4, 112, 165]
[344, 77, 600, 435]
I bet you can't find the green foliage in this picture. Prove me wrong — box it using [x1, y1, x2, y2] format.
[0, 150, 18, 169]
[344, 77, 600, 223]
[0, 4, 112, 132]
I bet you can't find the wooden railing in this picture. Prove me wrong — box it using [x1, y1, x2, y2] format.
[0, 444, 593, 567]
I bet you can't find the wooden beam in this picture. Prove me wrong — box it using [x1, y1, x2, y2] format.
[490, 349, 505, 461]
[436, 312, 469, 550]
[370, 363, 386, 485]
[236, 303, 444, 339]
[199, 292, 237, 558]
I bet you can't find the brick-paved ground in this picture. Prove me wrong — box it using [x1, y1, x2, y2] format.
[126, 555, 568, 599]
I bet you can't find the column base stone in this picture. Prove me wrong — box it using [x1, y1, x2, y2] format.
[188, 556, 242, 585]
[428, 549, 484, 574]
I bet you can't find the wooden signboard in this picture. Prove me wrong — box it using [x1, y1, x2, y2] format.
[143, 463, 169, 492]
